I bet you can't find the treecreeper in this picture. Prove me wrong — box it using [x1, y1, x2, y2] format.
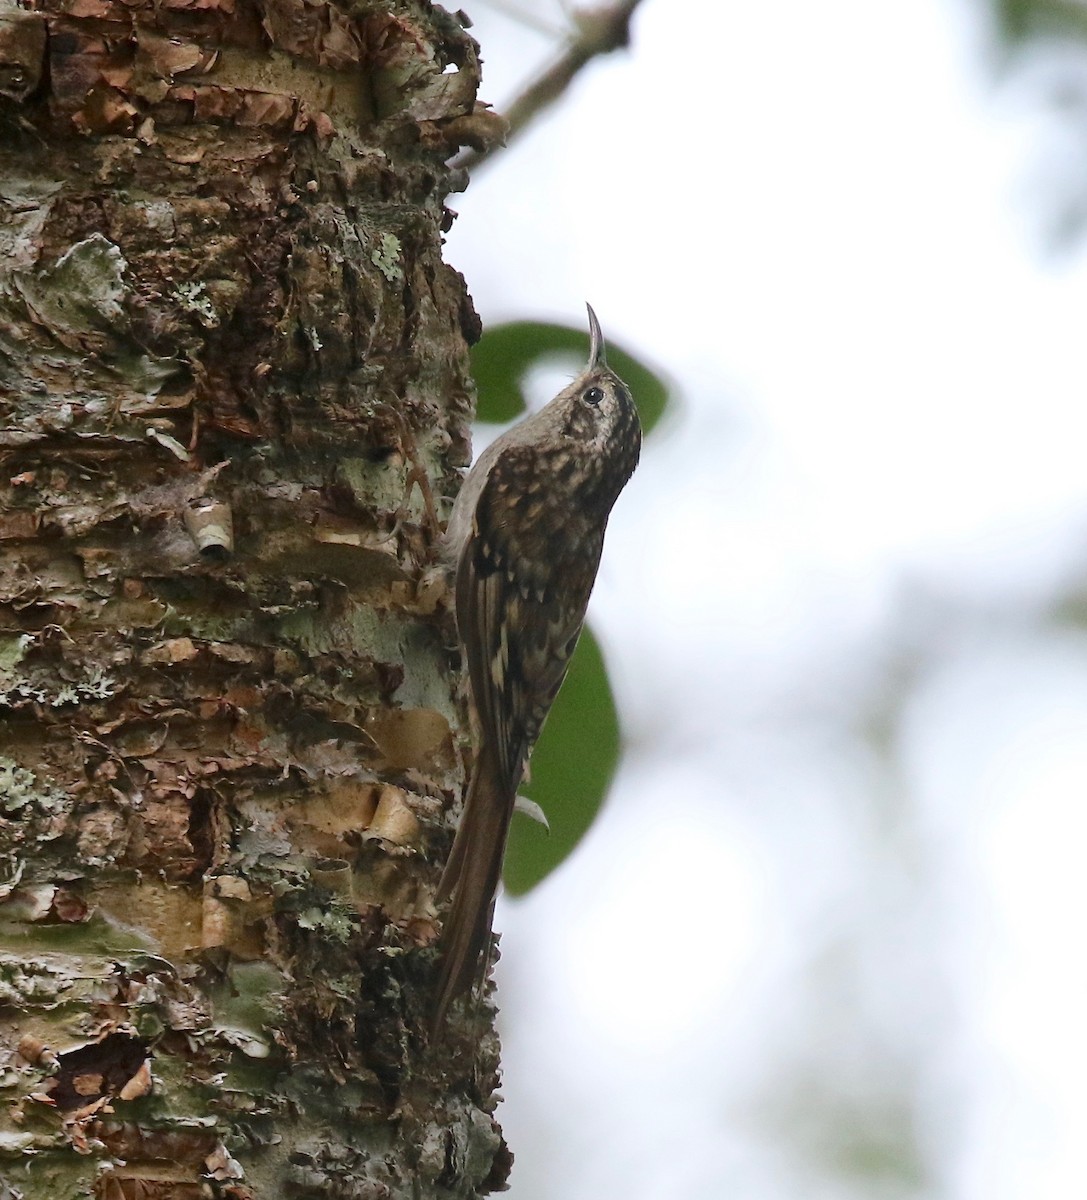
[432, 304, 642, 1033]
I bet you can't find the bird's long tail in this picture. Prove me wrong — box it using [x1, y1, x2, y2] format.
[431, 742, 514, 1035]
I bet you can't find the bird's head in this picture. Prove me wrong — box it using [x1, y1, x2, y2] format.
[541, 304, 642, 469]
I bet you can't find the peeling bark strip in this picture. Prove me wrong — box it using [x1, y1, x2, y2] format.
[0, 0, 510, 1194]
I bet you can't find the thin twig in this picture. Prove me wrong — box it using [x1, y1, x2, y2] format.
[459, 0, 646, 172]
[475, 0, 566, 39]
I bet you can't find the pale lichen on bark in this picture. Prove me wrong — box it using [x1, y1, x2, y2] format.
[0, 0, 509, 1194]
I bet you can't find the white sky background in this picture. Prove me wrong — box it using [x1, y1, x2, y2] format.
[444, 2, 1087, 1198]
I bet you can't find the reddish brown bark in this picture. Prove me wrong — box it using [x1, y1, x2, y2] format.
[0, 0, 509, 1193]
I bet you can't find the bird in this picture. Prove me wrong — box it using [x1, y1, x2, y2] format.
[431, 303, 642, 1032]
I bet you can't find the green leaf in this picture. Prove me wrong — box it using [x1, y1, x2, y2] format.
[992, 0, 1087, 43]
[470, 318, 670, 433]
[502, 626, 620, 896]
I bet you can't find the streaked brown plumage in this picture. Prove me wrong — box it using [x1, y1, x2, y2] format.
[432, 304, 641, 1032]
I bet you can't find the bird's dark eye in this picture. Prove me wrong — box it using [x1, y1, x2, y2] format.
[584, 386, 605, 405]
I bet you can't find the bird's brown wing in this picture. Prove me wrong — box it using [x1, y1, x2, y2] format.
[432, 449, 600, 1031]
[461, 447, 603, 786]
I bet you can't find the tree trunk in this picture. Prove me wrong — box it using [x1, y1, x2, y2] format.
[0, 0, 509, 1193]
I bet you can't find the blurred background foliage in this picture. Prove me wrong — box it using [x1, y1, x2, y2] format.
[987, 0, 1087, 244]
[450, 2, 1087, 1199]
[994, 0, 1087, 42]
[472, 0, 1087, 898]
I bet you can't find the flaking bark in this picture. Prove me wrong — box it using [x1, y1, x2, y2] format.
[0, 0, 510, 1194]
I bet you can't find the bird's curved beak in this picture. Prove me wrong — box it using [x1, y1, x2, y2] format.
[586, 302, 607, 370]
